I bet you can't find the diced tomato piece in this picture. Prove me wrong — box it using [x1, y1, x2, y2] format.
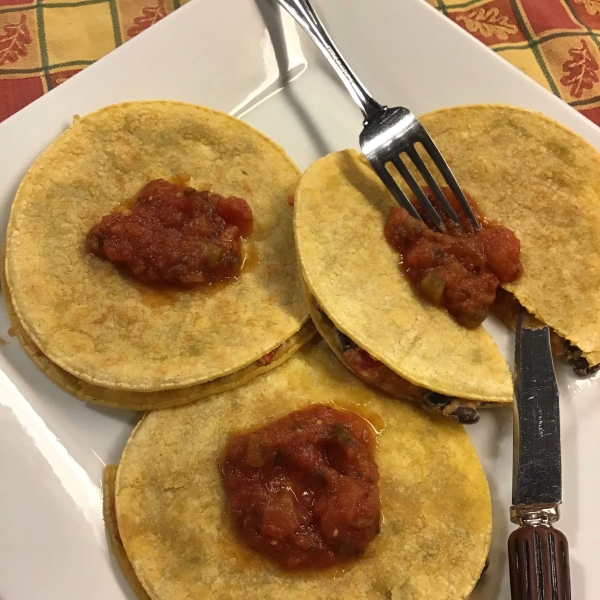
[216, 196, 254, 237]
[478, 226, 523, 282]
[383, 186, 522, 327]
[259, 346, 281, 365]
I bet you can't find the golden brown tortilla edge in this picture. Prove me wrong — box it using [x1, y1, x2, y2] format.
[74, 101, 303, 181]
[136, 318, 319, 410]
[103, 465, 152, 600]
[3, 252, 317, 410]
[304, 288, 423, 405]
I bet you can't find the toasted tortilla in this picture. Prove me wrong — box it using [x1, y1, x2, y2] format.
[2, 262, 315, 408]
[114, 339, 491, 600]
[5, 101, 308, 392]
[103, 466, 151, 600]
[294, 148, 513, 404]
[419, 105, 600, 366]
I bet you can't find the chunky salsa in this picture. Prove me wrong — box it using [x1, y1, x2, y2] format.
[86, 179, 253, 286]
[384, 187, 522, 328]
[220, 404, 380, 570]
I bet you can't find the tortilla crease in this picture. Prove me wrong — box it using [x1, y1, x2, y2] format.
[5, 101, 308, 392]
[1, 262, 316, 409]
[294, 148, 512, 403]
[115, 339, 491, 600]
[418, 105, 600, 366]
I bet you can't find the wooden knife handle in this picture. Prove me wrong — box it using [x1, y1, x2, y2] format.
[508, 524, 571, 600]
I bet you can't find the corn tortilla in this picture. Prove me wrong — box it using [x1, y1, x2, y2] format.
[5, 101, 308, 392]
[294, 149, 513, 404]
[114, 339, 491, 600]
[2, 262, 316, 409]
[103, 466, 151, 600]
[419, 105, 600, 366]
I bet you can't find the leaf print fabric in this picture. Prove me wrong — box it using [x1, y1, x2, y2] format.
[3, 0, 600, 126]
[127, 0, 168, 39]
[456, 8, 518, 41]
[0, 14, 31, 67]
[560, 40, 600, 99]
[430, 0, 600, 124]
[575, 0, 600, 17]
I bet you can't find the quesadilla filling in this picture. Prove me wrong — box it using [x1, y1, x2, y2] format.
[311, 300, 481, 424]
[493, 288, 600, 376]
[258, 345, 282, 366]
[220, 404, 380, 570]
[384, 186, 522, 328]
[86, 179, 253, 286]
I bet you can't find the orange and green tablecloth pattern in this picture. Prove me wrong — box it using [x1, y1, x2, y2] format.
[0, 0, 187, 121]
[430, 0, 600, 124]
[2, 0, 600, 124]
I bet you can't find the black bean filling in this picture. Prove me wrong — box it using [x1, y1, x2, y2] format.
[312, 299, 480, 424]
[492, 288, 599, 376]
[564, 340, 600, 376]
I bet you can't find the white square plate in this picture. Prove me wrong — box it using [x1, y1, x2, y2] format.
[1, 0, 599, 598]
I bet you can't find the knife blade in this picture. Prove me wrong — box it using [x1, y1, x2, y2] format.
[512, 313, 561, 506]
[508, 312, 571, 600]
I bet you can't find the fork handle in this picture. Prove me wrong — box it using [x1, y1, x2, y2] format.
[276, 0, 384, 121]
[508, 523, 571, 600]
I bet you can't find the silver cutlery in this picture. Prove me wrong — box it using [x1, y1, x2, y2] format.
[278, 3, 573, 595]
[509, 313, 570, 599]
[276, 0, 480, 232]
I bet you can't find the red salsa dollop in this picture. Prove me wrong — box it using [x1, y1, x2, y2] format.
[384, 187, 522, 328]
[221, 404, 380, 570]
[86, 179, 253, 286]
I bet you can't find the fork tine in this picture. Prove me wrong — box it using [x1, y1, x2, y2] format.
[405, 145, 463, 231]
[369, 160, 422, 221]
[418, 131, 481, 230]
[388, 155, 446, 231]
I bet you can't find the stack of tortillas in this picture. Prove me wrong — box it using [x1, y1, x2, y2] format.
[3, 101, 314, 410]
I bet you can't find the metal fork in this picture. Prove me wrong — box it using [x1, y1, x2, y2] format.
[276, 0, 480, 232]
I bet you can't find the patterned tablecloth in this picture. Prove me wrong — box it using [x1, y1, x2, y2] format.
[1, 0, 600, 124]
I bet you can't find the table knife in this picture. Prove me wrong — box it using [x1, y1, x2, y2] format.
[508, 313, 571, 599]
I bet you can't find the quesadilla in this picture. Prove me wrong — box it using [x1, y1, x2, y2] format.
[3, 101, 312, 409]
[294, 148, 513, 423]
[107, 338, 491, 600]
[419, 104, 600, 376]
